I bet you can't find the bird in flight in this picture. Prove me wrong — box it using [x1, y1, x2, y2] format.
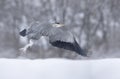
[19, 22, 87, 56]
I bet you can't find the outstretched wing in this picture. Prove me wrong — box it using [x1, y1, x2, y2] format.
[48, 29, 87, 56]
[50, 37, 87, 56]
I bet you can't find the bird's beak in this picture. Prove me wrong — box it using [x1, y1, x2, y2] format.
[19, 29, 27, 37]
[52, 23, 64, 27]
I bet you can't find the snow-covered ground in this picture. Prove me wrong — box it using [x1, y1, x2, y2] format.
[0, 58, 120, 79]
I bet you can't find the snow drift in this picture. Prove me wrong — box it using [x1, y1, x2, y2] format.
[0, 58, 120, 79]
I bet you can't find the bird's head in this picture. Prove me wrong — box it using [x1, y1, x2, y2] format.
[52, 23, 64, 28]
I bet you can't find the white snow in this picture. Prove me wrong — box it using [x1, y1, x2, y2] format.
[0, 58, 120, 79]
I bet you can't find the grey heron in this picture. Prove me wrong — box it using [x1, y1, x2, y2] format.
[19, 22, 87, 56]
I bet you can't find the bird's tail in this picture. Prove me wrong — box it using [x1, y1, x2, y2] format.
[73, 38, 87, 56]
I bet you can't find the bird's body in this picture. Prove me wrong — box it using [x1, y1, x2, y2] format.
[19, 22, 87, 56]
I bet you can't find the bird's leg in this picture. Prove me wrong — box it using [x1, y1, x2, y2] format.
[19, 39, 34, 54]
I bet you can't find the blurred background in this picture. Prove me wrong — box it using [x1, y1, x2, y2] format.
[0, 0, 120, 59]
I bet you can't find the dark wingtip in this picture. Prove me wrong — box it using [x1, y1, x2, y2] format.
[75, 48, 88, 57]
[73, 38, 88, 57]
[19, 29, 26, 37]
[79, 50, 88, 57]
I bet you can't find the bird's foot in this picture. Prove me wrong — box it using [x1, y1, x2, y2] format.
[19, 39, 34, 56]
[19, 47, 27, 55]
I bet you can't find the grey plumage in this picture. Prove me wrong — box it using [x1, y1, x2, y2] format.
[19, 22, 87, 56]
